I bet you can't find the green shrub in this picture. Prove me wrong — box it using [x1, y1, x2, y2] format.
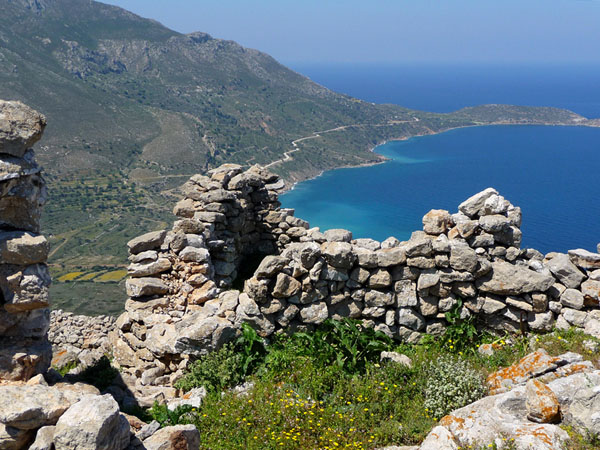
[175, 342, 244, 393]
[423, 355, 486, 419]
[291, 318, 393, 374]
[442, 298, 480, 352]
[176, 323, 267, 393]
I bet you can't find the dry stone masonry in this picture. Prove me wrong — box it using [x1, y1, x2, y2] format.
[112, 165, 600, 386]
[0, 100, 51, 382]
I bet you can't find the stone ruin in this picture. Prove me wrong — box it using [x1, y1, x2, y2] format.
[0, 100, 51, 381]
[0, 99, 599, 449]
[111, 163, 600, 394]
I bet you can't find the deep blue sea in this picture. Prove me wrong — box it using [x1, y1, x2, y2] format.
[281, 64, 600, 254]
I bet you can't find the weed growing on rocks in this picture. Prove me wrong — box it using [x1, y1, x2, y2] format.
[152, 321, 598, 449]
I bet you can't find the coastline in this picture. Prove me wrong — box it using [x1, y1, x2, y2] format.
[278, 120, 600, 195]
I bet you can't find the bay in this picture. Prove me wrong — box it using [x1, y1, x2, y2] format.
[280, 125, 600, 254]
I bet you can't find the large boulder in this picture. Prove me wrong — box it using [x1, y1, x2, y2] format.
[546, 253, 586, 289]
[0, 385, 69, 430]
[0, 100, 46, 157]
[53, 394, 130, 450]
[476, 260, 554, 296]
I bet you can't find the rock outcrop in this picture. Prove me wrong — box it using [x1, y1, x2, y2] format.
[0, 100, 51, 382]
[111, 167, 600, 384]
[419, 350, 600, 449]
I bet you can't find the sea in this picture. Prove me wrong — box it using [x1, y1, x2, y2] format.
[280, 63, 600, 254]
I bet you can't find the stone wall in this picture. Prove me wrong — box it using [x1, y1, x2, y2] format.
[48, 310, 115, 368]
[112, 164, 600, 387]
[0, 101, 51, 381]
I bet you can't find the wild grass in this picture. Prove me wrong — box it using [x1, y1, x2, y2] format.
[148, 317, 599, 449]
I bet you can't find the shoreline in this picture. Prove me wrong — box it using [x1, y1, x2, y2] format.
[278, 120, 600, 194]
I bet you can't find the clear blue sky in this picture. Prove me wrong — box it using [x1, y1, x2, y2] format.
[101, 0, 600, 64]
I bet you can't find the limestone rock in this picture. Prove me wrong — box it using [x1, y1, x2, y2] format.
[458, 187, 498, 218]
[142, 424, 200, 450]
[476, 260, 554, 295]
[568, 248, 600, 269]
[563, 379, 600, 434]
[320, 241, 355, 269]
[525, 379, 560, 423]
[125, 278, 169, 298]
[174, 314, 238, 356]
[376, 247, 406, 267]
[422, 209, 452, 235]
[581, 279, 600, 305]
[167, 387, 207, 411]
[2, 264, 51, 313]
[255, 255, 288, 277]
[0, 100, 46, 157]
[547, 253, 586, 289]
[127, 230, 166, 254]
[0, 231, 48, 265]
[272, 273, 301, 298]
[560, 288, 585, 310]
[397, 308, 425, 331]
[179, 246, 210, 263]
[486, 349, 559, 395]
[53, 394, 130, 450]
[128, 258, 172, 278]
[324, 228, 352, 242]
[0, 384, 69, 429]
[368, 269, 392, 288]
[29, 425, 55, 450]
[281, 242, 321, 268]
[449, 241, 478, 273]
[299, 302, 328, 324]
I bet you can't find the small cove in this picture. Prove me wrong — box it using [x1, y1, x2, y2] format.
[280, 125, 600, 254]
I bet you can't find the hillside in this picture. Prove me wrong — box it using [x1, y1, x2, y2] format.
[0, 0, 595, 312]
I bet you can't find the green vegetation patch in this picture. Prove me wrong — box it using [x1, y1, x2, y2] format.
[147, 319, 599, 449]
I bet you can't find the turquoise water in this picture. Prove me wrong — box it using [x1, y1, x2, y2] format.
[281, 125, 600, 253]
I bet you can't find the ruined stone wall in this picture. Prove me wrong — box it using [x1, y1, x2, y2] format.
[112, 164, 600, 390]
[0, 101, 51, 381]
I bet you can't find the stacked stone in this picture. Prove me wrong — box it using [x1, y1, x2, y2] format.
[113, 165, 600, 387]
[548, 247, 600, 337]
[112, 164, 299, 400]
[172, 163, 288, 287]
[48, 310, 115, 367]
[0, 100, 51, 381]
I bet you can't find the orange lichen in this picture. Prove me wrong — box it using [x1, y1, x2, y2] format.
[515, 425, 553, 445]
[487, 350, 559, 394]
[440, 415, 466, 430]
